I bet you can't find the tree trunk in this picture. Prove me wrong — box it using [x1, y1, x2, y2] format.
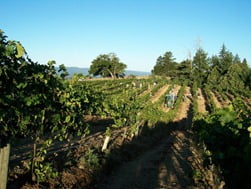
[0, 143, 10, 189]
[107, 69, 115, 79]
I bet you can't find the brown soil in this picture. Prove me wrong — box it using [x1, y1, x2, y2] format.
[197, 88, 207, 114]
[151, 84, 170, 103]
[242, 96, 251, 108]
[210, 91, 222, 108]
[214, 91, 231, 107]
[226, 93, 234, 101]
[8, 89, 224, 189]
[8, 115, 114, 188]
[173, 87, 190, 122]
[95, 87, 220, 189]
[9, 116, 113, 165]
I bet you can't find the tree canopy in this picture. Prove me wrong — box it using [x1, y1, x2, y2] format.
[192, 48, 209, 86]
[151, 51, 177, 77]
[89, 53, 127, 78]
[151, 51, 192, 81]
[151, 45, 251, 96]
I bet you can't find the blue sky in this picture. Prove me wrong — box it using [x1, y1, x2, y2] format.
[1, 0, 251, 72]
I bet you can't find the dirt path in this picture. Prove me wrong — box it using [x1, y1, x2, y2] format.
[172, 87, 190, 122]
[210, 91, 222, 108]
[242, 96, 251, 108]
[197, 88, 207, 114]
[151, 84, 170, 103]
[214, 91, 231, 108]
[162, 85, 181, 112]
[96, 87, 213, 189]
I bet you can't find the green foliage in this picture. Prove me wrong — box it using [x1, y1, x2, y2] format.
[141, 84, 186, 124]
[78, 148, 100, 169]
[192, 48, 209, 86]
[204, 86, 217, 112]
[207, 66, 220, 89]
[89, 53, 126, 78]
[0, 29, 91, 183]
[175, 59, 191, 81]
[152, 51, 177, 77]
[218, 44, 234, 74]
[151, 45, 251, 97]
[30, 139, 58, 184]
[193, 103, 251, 188]
[152, 52, 192, 82]
[191, 82, 199, 116]
[15, 42, 26, 58]
[206, 45, 251, 97]
[58, 64, 69, 79]
[103, 92, 142, 128]
[34, 162, 58, 184]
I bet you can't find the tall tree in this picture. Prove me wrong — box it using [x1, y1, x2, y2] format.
[207, 66, 220, 90]
[218, 63, 246, 93]
[218, 44, 234, 74]
[89, 53, 126, 78]
[152, 51, 177, 77]
[192, 48, 209, 86]
[175, 59, 191, 80]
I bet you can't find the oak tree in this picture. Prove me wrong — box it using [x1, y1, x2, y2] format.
[89, 53, 126, 78]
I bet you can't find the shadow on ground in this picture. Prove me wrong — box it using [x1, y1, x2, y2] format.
[93, 103, 201, 189]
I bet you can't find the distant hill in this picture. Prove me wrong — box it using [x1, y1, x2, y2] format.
[62, 67, 150, 77]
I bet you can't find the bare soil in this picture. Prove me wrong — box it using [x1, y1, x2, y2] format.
[214, 91, 231, 107]
[8, 88, 224, 189]
[95, 87, 218, 189]
[242, 96, 251, 108]
[8, 116, 114, 188]
[151, 85, 170, 103]
[197, 88, 207, 114]
[210, 91, 222, 108]
[172, 87, 190, 122]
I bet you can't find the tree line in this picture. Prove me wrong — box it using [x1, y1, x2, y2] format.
[152, 45, 251, 96]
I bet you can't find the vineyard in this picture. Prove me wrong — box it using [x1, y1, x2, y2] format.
[1, 31, 251, 189]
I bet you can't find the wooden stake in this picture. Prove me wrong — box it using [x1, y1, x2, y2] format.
[101, 136, 110, 152]
[0, 143, 10, 189]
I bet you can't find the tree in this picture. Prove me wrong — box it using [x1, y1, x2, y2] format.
[218, 63, 246, 94]
[89, 53, 126, 78]
[152, 51, 177, 77]
[192, 48, 209, 86]
[152, 56, 165, 75]
[218, 44, 234, 74]
[175, 59, 191, 81]
[207, 66, 220, 90]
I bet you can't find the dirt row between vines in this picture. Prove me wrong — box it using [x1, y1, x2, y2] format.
[210, 91, 222, 108]
[197, 88, 207, 114]
[214, 91, 231, 108]
[8, 85, 223, 189]
[95, 87, 220, 189]
[172, 87, 190, 122]
[151, 84, 170, 103]
[8, 84, 171, 188]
